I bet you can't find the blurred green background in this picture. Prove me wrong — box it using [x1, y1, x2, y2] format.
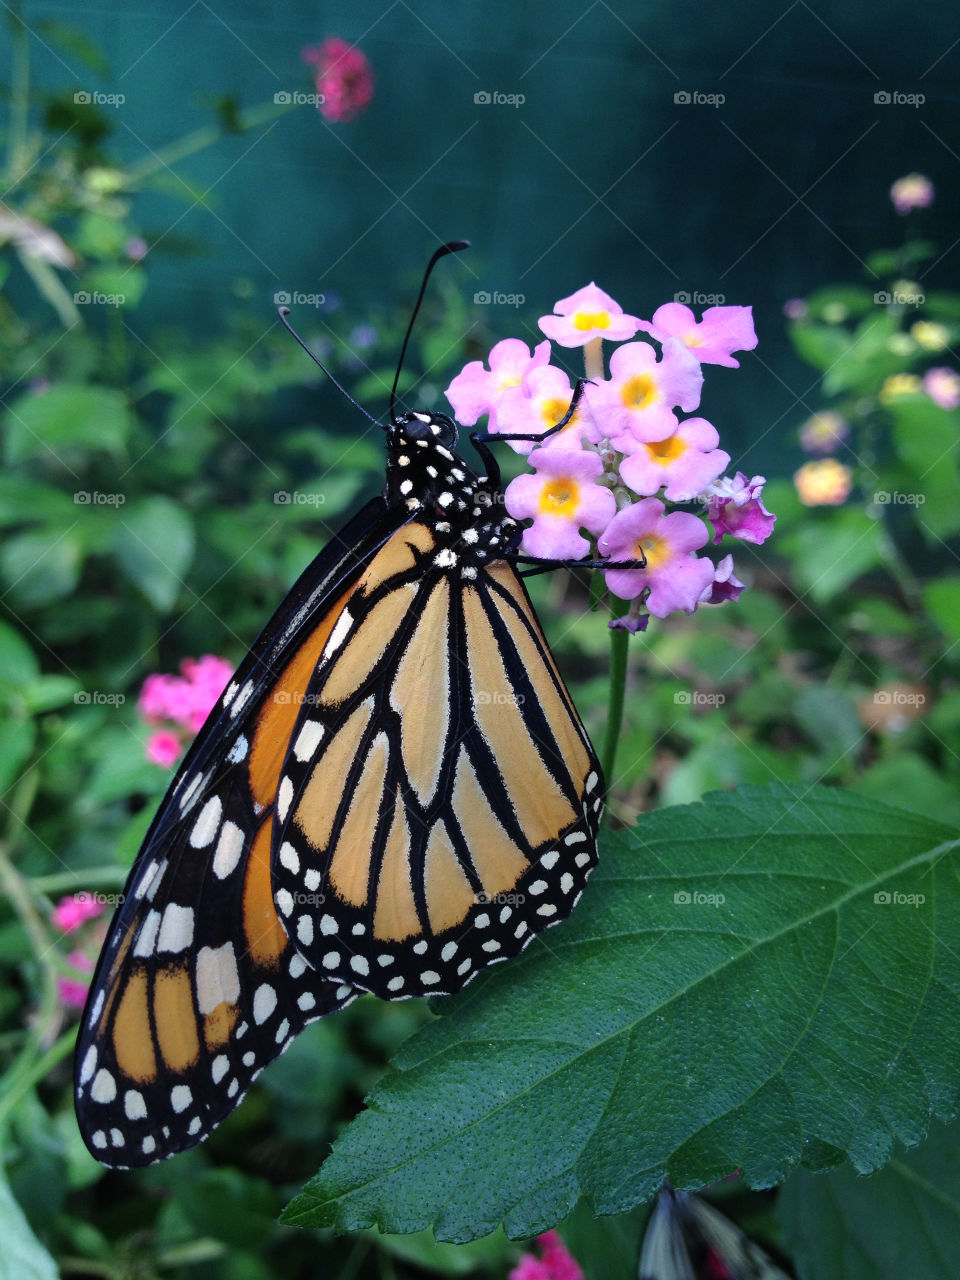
[2, 2, 960, 1278]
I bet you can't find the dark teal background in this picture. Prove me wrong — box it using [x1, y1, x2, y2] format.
[27, 0, 960, 471]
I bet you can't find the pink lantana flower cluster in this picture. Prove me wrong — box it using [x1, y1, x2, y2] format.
[446, 283, 773, 632]
[138, 654, 235, 767]
[509, 1231, 585, 1280]
[51, 894, 107, 1010]
[301, 37, 374, 122]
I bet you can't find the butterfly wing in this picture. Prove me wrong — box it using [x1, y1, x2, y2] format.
[639, 1188, 792, 1280]
[75, 497, 410, 1167]
[271, 528, 604, 999]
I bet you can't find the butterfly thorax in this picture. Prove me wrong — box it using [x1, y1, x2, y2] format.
[384, 411, 521, 577]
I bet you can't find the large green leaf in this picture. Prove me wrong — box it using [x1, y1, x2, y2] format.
[2, 385, 134, 465]
[0, 1166, 58, 1280]
[777, 1119, 960, 1280]
[114, 497, 195, 612]
[283, 785, 960, 1243]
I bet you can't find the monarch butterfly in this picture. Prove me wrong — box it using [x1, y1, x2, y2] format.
[75, 242, 618, 1167]
[639, 1186, 791, 1280]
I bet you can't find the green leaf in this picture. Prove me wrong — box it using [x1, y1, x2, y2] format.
[851, 753, 960, 827]
[114, 497, 195, 612]
[0, 1165, 58, 1280]
[282, 785, 960, 1243]
[370, 1226, 514, 1274]
[2, 385, 134, 466]
[779, 508, 883, 603]
[777, 1119, 960, 1280]
[0, 529, 83, 608]
[923, 578, 960, 642]
[0, 623, 40, 685]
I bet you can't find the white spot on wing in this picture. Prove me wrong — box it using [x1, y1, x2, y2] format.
[189, 795, 222, 849]
[196, 942, 241, 1014]
[124, 1090, 146, 1120]
[277, 776, 293, 823]
[91, 1069, 116, 1104]
[133, 909, 162, 958]
[213, 821, 244, 879]
[171, 1085, 192, 1113]
[293, 720, 324, 762]
[324, 609, 353, 658]
[253, 983, 277, 1024]
[157, 904, 194, 954]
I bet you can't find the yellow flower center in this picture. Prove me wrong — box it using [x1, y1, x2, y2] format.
[621, 373, 658, 411]
[496, 371, 523, 391]
[645, 435, 686, 463]
[538, 477, 580, 516]
[633, 534, 666, 571]
[572, 309, 610, 331]
[540, 396, 579, 431]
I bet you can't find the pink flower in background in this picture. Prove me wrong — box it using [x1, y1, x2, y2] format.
[139, 654, 235, 766]
[618, 416, 729, 501]
[794, 459, 852, 506]
[783, 298, 808, 320]
[505, 448, 616, 560]
[125, 236, 148, 261]
[446, 338, 551, 429]
[704, 473, 776, 544]
[637, 303, 758, 367]
[52, 894, 105, 934]
[799, 410, 849, 454]
[538, 283, 640, 347]
[890, 173, 934, 215]
[59, 950, 94, 1010]
[923, 366, 960, 410]
[302, 38, 374, 122]
[600, 499, 715, 616]
[597, 338, 703, 444]
[510, 1231, 584, 1280]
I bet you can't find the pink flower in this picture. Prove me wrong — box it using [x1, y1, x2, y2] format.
[890, 173, 934, 215]
[538, 283, 641, 348]
[637, 302, 758, 368]
[509, 1231, 584, 1280]
[618, 416, 729, 501]
[794, 458, 852, 507]
[783, 298, 808, 320]
[799, 411, 849, 454]
[125, 237, 148, 261]
[594, 339, 703, 445]
[506, 449, 616, 560]
[704, 473, 776, 544]
[923, 366, 960, 411]
[59, 950, 94, 1010]
[496, 364, 602, 455]
[445, 338, 551, 429]
[147, 729, 184, 768]
[51, 894, 105, 934]
[702, 554, 745, 604]
[599, 499, 715, 615]
[302, 37, 374, 123]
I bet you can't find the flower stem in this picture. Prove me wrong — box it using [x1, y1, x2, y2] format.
[601, 600, 630, 801]
[583, 336, 604, 382]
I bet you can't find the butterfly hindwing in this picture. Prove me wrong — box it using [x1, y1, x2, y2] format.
[75, 498, 409, 1166]
[270, 518, 604, 1000]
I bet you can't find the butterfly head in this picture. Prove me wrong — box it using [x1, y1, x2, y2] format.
[392, 409, 458, 448]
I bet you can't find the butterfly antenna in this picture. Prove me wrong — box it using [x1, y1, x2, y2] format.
[389, 239, 470, 424]
[278, 307, 385, 430]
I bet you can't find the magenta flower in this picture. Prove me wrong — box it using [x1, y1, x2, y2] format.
[147, 729, 184, 768]
[599, 499, 715, 616]
[51, 894, 105, 934]
[923, 366, 960, 410]
[59, 950, 94, 1010]
[509, 1231, 584, 1280]
[637, 302, 758, 368]
[704, 473, 776, 545]
[703, 554, 745, 604]
[302, 37, 374, 122]
[505, 448, 616, 560]
[496, 364, 602, 454]
[445, 338, 551, 429]
[783, 298, 808, 320]
[538, 283, 641, 348]
[595, 339, 703, 445]
[618, 416, 729, 501]
[890, 173, 934, 215]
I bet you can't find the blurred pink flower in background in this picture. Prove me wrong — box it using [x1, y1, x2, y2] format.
[923, 366, 960, 410]
[59, 950, 94, 1010]
[302, 37, 374, 122]
[799, 410, 849, 454]
[52, 894, 105, 934]
[509, 1231, 584, 1280]
[889, 173, 934, 215]
[794, 458, 852, 506]
[139, 654, 235, 767]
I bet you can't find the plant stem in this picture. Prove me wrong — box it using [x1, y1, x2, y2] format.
[30, 866, 128, 895]
[601, 602, 630, 796]
[583, 336, 604, 382]
[124, 100, 291, 189]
